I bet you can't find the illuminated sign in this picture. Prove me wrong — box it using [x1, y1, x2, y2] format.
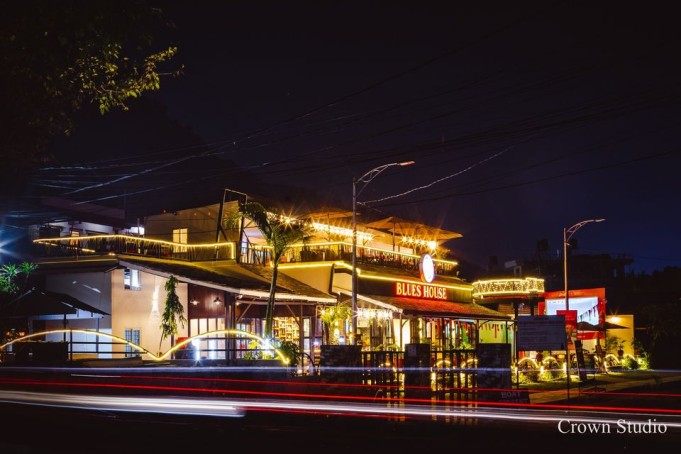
[419, 253, 435, 283]
[395, 281, 448, 300]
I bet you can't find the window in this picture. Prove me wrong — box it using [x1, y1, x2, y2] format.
[173, 227, 188, 253]
[124, 329, 141, 357]
[123, 268, 141, 290]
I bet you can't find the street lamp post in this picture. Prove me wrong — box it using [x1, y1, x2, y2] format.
[351, 161, 415, 343]
[563, 217, 605, 401]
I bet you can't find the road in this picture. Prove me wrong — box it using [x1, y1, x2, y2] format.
[0, 366, 680, 453]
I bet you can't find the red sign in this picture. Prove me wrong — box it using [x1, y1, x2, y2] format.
[395, 281, 448, 300]
[557, 309, 577, 342]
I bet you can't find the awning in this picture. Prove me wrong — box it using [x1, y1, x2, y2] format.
[343, 292, 511, 321]
[0, 288, 108, 319]
[118, 256, 336, 304]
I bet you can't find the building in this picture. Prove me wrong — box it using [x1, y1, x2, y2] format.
[5, 195, 513, 374]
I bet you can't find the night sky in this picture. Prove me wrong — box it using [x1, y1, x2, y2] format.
[38, 1, 681, 275]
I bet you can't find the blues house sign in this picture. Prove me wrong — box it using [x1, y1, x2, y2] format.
[395, 253, 448, 300]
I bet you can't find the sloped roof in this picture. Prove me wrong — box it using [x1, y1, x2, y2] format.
[344, 293, 511, 320]
[118, 255, 335, 303]
[0, 288, 108, 319]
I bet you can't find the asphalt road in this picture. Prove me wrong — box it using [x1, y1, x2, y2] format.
[1, 367, 679, 453]
[1, 393, 679, 454]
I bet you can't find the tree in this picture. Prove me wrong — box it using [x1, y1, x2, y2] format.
[0, 262, 38, 295]
[0, 0, 181, 190]
[229, 202, 307, 339]
[1, 262, 38, 343]
[320, 302, 353, 345]
[643, 301, 681, 368]
[159, 275, 186, 355]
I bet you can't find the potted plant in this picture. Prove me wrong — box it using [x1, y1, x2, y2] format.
[617, 339, 626, 358]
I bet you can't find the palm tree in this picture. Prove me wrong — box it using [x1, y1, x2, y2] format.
[229, 202, 307, 339]
[0, 262, 37, 295]
[159, 275, 187, 356]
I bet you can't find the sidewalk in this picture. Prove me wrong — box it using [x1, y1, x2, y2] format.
[525, 369, 681, 404]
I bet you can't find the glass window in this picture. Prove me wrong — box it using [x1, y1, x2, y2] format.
[124, 268, 141, 290]
[173, 228, 188, 253]
[124, 328, 141, 357]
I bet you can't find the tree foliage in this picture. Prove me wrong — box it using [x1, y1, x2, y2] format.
[320, 302, 353, 345]
[0, 0, 181, 188]
[228, 202, 308, 339]
[159, 275, 186, 354]
[0, 262, 38, 295]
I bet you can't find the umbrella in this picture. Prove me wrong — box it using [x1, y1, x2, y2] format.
[577, 320, 627, 331]
[300, 206, 354, 221]
[601, 321, 628, 330]
[366, 216, 462, 250]
[576, 321, 600, 331]
[366, 216, 462, 241]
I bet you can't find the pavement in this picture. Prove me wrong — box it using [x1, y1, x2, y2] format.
[524, 369, 681, 404]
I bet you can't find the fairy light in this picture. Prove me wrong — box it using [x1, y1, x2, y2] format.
[311, 222, 373, 242]
[472, 278, 545, 298]
[33, 234, 236, 259]
[356, 307, 393, 321]
[0, 328, 291, 364]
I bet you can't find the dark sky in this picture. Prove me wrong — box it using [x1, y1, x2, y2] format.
[45, 1, 681, 274]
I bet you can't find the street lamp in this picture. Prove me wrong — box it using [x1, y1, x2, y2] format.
[351, 160, 415, 342]
[563, 218, 606, 315]
[563, 217, 605, 401]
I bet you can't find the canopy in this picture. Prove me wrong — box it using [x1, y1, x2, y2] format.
[577, 320, 628, 331]
[301, 206, 354, 220]
[576, 321, 599, 331]
[366, 216, 463, 241]
[0, 288, 108, 319]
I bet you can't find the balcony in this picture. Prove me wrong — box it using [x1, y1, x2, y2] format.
[32, 236, 459, 277]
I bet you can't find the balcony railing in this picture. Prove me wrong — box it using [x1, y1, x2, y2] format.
[239, 241, 459, 277]
[32, 234, 235, 262]
[32, 235, 458, 276]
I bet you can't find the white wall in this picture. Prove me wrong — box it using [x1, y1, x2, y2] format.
[111, 269, 188, 357]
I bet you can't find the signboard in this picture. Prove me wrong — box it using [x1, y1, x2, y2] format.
[394, 281, 448, 300]
[419, 253, 435, 283]
[516, 315, 566, 351]
[477, 344, 528, 404]
[574, 340, 588, 382]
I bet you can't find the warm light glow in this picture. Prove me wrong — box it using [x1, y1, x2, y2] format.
[364, 273, 471, 292]
[472, 278, 545, 298]
[356, 307, 393, 320]
[518, 357, 540, 369]
[0, 329, 291, 364]
[400, 236, 437, 251]
[278, 262, 338, 270]
[282, 240, 458, 267]
[0, 329, 155, 357]
[33, 234, 236, 259]
[311, 222, 373, 242]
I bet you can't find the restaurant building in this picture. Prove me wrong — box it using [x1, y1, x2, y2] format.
[11, 195, 513, 374]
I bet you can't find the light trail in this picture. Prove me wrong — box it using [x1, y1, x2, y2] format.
[1, 389, 680, 434]
[1, 369, 681, 416]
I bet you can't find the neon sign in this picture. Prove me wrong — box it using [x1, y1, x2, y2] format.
[419, 253, 435, 283]
[395, 281, 448, 300]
